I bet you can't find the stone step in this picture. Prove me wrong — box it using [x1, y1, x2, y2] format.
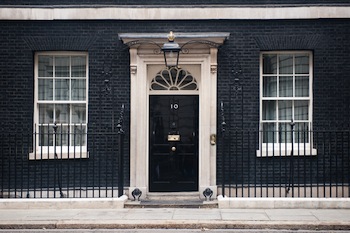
[125, 199, 218, 208]
[145, 192, 200, 199]
[125, 192, 217, 208]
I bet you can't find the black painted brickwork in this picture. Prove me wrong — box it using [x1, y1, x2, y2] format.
[0, 19, 349, 191]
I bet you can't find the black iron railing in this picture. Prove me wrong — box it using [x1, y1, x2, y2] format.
[219, 121, 350, 198]
[218, 74, 350, 198]
[2, 114, 349, 198]
[1, 108, 126, 199]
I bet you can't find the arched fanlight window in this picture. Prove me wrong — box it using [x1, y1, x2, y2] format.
[150, 67, 198, 91]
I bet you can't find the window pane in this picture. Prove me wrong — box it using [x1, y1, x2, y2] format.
[71, 79, 86, 100]
[55, 104, 70, 123]
[262, 100, 276, 120]
[294, 100, 309, 120]
[56, 126, 69, 146]
[279, 123, 292, 143]
[72, 104, 86, 124]
[39, 126, 54, 146]
[262, 123, 276, 143]
[295, 122, 309, 143]
[161, 70, 171, 85]
[279, 55, 293, 74]
[71, 125, 86, 146]
[55, 56, 70, 77]
[263, 76, 277, 97]
[55, 79, 70, 100]
[38, 79, 53, 100]
[260, 52, 312, 148]
[295, 54, 309, 74]
[295, 76, 309, 97]
[36, 53, 89, 150]
[279, 76, 293, 97]
[39, 104, 54, 124]
[263, 54, 277, 74]
[71, 56, 86, 77]
[179, 75, 197, 90]
[152, 73, 169, 90]
[38, 55, 53, 77]
[278, 100, 292, 120]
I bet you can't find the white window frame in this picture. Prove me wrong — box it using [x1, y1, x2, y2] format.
[257, 51, 317, 157]
[29, 51, 89, 160]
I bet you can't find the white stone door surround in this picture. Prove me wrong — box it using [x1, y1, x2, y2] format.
[119, 32, 229, 199]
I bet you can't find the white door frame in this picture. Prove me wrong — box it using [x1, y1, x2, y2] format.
[119, 32, 229, 199]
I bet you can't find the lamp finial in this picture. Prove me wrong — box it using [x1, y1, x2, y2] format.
[168, 31, 175, 42]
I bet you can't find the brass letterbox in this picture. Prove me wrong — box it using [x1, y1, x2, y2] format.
[168, 134, 180, 142]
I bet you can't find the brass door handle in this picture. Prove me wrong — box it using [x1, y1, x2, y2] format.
[210, 134, 216, 145]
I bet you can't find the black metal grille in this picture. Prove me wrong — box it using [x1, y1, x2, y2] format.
[1, 106, 126, 199]
[219, 125, 350, 198]
[218, 80, 350, 198]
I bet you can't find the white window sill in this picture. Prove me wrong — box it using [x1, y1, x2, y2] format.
[29, 151, 89, 160]
[256, 146, 317, 157]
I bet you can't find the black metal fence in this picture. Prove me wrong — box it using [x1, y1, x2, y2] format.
[2, 104, 349, 199]
[1, 107, 126, 199]
[219, 94, 350, 198]
[219, 126, 350, 198]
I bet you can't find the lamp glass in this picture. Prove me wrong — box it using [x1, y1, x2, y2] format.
[162, 41, 181, 68]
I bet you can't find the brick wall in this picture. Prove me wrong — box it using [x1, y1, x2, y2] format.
[0, 18, 349, 191]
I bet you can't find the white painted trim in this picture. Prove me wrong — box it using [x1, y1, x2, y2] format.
[33, 51, 89, 160]
[0, 196, 128, 209]
[28, 150, 89, 160]
[124, 33, 226, 198]
[259, 51, 316, 157]
[0, 6, 350, 20]
[217, 196, 350, 209]
[127, 52, 219, 198]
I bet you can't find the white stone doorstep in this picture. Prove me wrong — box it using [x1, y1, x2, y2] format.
[0, 195, 128, 209]
[217, 195, 350, 209]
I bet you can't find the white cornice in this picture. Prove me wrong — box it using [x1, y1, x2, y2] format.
[119, 32, 230, 45]
[0, 6, 350, 20]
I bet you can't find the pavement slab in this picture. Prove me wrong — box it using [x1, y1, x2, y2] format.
[173, 209, 221, 220]
[265, 209, 319, 221]
[311, 209, 350, 221]
[0, 208, 350, 230]
[1, 230, 350, 233]
[220, 210, 270, 221]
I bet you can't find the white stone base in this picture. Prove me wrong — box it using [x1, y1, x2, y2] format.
[218, 195, 350, 209]
[0, 195, 128, 209]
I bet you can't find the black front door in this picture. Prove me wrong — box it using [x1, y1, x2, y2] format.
[149, 95, 199, 192]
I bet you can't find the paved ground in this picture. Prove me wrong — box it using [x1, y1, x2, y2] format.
[0, 230, 350, 233]
[0, 208, 350, 230]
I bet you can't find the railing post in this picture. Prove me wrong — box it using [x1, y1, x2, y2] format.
[220, 101, 226, 197]
[286, 119, 295, 196]
[53, 122, 64, 198]
[117, 104, 125, 197]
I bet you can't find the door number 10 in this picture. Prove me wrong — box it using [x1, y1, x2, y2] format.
[170, 103, 179, 110]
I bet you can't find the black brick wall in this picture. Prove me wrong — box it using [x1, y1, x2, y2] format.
[0, 18, 349, 192]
